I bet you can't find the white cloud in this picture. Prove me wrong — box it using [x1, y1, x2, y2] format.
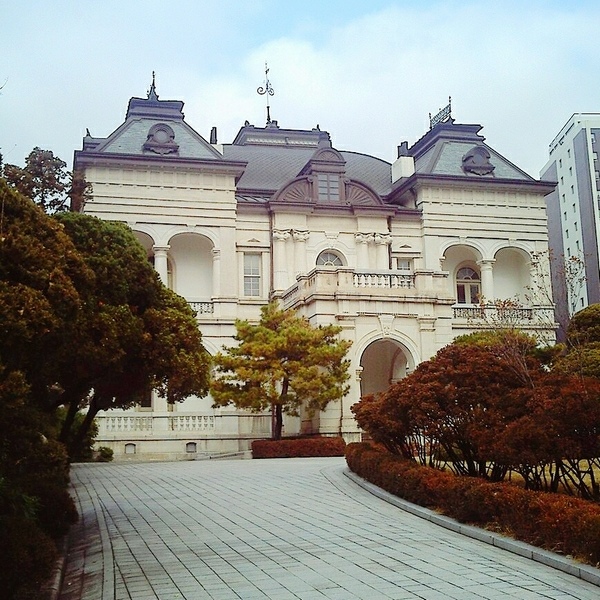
[2, 1, 600, 176]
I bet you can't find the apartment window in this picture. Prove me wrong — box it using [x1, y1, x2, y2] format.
[574, 222, 578, 232]
[571, 185, 575, 194]
[569, 167, 573, 176]
[565, 229, 569, 239]
[456, 267, 480, 304]
[576, 240, 580, 252]
[243, 254, 261, 297]
[562, 194, 565, 203]
[559, 159, 562, 168]
[561, 177, 564, 185]
[573, 203, 576, 213]
[568, 149, 571, 158]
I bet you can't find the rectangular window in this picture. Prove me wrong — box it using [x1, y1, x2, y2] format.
[317, 174, 340, 202]
[565, 229, 569, 239]
[457, 284, 466, 304]
[395, 258, 412, 271]
[469, 284, 479, 304]
[243, 254, 261, 297]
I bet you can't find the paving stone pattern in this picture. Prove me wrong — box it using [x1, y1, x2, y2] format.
[59, 457, 600, 600]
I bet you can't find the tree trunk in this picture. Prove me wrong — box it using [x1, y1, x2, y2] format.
[69, 394, 101, 459]
[273, 403, 283, 440]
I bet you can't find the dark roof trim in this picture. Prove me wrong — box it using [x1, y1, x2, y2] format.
[389, 173, 556, 198]
[74, 150, 247, 179]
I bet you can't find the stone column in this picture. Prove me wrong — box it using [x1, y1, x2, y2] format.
[374, 233, 391, 270]
[478, 259, 495, 303]
[212, 248, 221, 297]
[355, 233, 372, 269]
[273, 229, 290, 290]
[292, 230, 309, 276]
[153, 245, 170, 285]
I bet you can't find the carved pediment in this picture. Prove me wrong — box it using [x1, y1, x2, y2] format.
[143, 123, 179, 155]
[462, 145, 495, 176]
[273, 179, 312, 204]
[345, 181, 381, 206]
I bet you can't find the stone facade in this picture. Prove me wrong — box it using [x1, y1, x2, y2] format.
[75, 84, 555, 460]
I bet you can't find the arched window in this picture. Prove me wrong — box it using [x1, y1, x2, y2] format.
[316, 250, 344, 267]
[456, 267, 480, 304]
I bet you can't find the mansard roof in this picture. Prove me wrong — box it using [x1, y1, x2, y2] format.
[222, 122, 392, 197]
[75, 85, 553, 206]
[408, 119, 533, 181]
[75, 83, 235, 168]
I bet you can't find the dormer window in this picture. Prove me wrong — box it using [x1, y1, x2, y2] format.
[317, 173, 340, 202]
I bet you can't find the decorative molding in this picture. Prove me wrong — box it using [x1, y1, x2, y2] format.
[292, 230, 310, 242]
[378, 314, 395, 337]
[355, 232, 373, 245]
[273, 229, 291, 241]
[462, 145, 495, 176]
[374, 233, 392, 246]
[143, 123, 179, 155]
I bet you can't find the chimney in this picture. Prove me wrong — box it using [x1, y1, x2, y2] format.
[392, 141, 415, 183]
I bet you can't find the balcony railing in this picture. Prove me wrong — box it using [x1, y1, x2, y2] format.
[188, 301, 214, 314]
[352, 272, 415, 289]
[453, 305, 534, 321]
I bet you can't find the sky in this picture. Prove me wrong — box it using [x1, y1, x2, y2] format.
[2, 0, 600, 178]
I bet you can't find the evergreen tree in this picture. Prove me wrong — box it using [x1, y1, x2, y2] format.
[212, 302, 351, 439]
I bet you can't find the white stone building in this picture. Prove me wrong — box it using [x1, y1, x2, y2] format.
[75, 84, 555, 460]
[541, 113, 600, 337]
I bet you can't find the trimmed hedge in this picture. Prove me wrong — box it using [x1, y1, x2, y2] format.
[252, 436, 346, 458]
[346, 442, 600, 566]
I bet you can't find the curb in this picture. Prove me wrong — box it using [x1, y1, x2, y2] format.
[343, 468, 600, 587]
[42, 535, 68, 600]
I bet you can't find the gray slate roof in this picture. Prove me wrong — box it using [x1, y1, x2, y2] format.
[222, 144, 392, 196]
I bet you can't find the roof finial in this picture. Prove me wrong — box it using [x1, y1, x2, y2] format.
[429, 96, 452, 129]
[147, 71, 159, 101]
[257, 61, 275, 125]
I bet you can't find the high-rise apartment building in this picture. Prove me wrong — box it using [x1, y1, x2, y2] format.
[542, 114, 600, 336]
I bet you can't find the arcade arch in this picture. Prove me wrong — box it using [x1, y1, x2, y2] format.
[359, 338, 413, 397]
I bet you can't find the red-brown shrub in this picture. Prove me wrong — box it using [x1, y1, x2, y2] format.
[346, 442, 600, 565]
[252, 436, 346, 458]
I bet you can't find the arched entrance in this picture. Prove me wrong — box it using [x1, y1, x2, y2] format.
[359, 338, 412, 397]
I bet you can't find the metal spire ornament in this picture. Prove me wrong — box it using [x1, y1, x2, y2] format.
[257, 62, 275, 125]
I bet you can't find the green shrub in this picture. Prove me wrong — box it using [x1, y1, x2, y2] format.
[346, 442, 600, 565]
[0, 516, 57, 600]
[252, 436, 346, 458]
[96, 446, 114, 462]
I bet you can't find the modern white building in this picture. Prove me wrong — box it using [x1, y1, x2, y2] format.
[541, 113, 600, 337]
[75, 83, 555, 460]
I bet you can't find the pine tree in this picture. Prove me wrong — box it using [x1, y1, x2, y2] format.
[211, 302, 351, 439]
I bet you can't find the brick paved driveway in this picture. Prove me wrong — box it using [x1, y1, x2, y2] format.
[59, 457, 600, 600]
